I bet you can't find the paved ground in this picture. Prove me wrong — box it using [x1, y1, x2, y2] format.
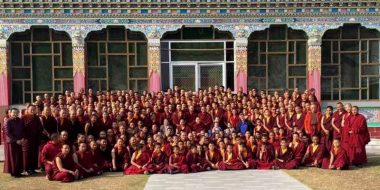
[144, 170, 310, 190]
[0, 145, 3, 161]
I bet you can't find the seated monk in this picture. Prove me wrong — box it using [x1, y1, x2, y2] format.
[145, 143, 168, 174]
[205, 142, 221, 170]
[111, 139, 130, 171]
[89, 140, 108, 172]
[124, 144, 150, 175]
[50, 144, 79, 183]
[322, 139, 349, 170]
[302, 136, 325, 167]
[256, 135, 275, 169]
[168, 146, 189, 174]
[238, 144, 256, 169]
[186, 145, 205, 173]
[272, 138, 295, 169]
[73, 142, 100, 178]
[218, 144, 245, 170]
[40, 133, 61, 179]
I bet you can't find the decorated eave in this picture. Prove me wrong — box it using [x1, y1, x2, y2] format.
[0, 0, 379, 41]
[0, 0, 379, 18]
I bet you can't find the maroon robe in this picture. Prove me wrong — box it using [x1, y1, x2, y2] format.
[40, 115, 58, 138]
[124, 151, 151, 175]
[332, 111, 345, 140]
[146, 151, 168, 174]
[286, 141, 306, 169]
[168, 154, 189, 174]
[76, 150, 98, 177]
[40, 141, 61, 176]
[322, 148, 349, 170]
[186, 152, 204, 173]
[292, 113, 305, 131]
[321, 116, 333, 151]
[256, 150, 274, 170]
[58, 118, 72, 134]
[4, 118, 24, 175]
[113, 146, 130, 171]
[51, 153, 78, 182]
[218, 152, 245, 170]
[303, 144, 325, 167]
[272, 147, 295, 169]
[22, 114, 43, 171]
[347, 114, 370, 165]
[263, 116, 276, 131]
[198, 112, 213, 130]
[341, 113, 352, 152]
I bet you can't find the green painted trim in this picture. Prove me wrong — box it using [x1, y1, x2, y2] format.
[368, 123, 380, 128]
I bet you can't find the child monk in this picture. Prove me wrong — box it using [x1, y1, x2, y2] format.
[322, 139, 349, 170]
[168, 146, 189, 174]
[238, 144, 256, 169]
[272, 138, 295, 169]
[186, 145, 205, 173]
[111, 139, 130, 171]
[145, 143, 168, 174]
[218, 144, 245, 170]
[205, 142, 221, 170]
[50, 144, 79, 182]
[124, 143, 150, 175]
[302, 136, 325, 167]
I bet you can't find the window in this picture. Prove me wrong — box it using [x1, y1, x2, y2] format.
[248, 25, 307, 94]
[161, 26, 234, 91]
[86, 26, 148, 92]
[9, 27, 73, 104]
[321, 24, 380, 100]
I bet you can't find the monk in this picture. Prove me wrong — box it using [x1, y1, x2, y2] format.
[256, 143, 275, 169]
[51, 144, 80, 182]
[237, 144, 256, 169]
[22, 105, 43, 173]
[322, 139, 349, 170]
[168, 146, 189, 174]
[341, 103, 352, 152]
[111, 139, 130, 171]
[331, 102, 345, 140]
[205, 142, 221, 170]
[292, 105, 305, 131]
[198, 107, 213, 132]
[186, 145, 205, 173]
[89, 140, 108, 172]
[286, 133, 306, 169]
[40, 133, 61, 179]
[304, 104, 322, 137]
[320, 106, 334, 151]
[302, 136, 325, 167]
[272, 138, 295, 169]
[218, 144, 245, 170]
[73, 142, 99, 178]
[124, 144, 150, 175]
[4, 108, 25, 177]
[145, 143, 168, 174]
[347, 106, 370, 166]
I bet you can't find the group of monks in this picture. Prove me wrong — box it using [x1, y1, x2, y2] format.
[1, 86, 371, 183]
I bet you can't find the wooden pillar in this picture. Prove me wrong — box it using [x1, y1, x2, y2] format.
[234, 37, 248, 93]
[0, 39, 9, 106]
[147, 36, 161, 92]
[71, 32, 86, 93]
[307, 34, 322, 101]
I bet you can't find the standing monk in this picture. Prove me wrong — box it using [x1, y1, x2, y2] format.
[4, 108, 25, 177]
[320, 106, 333, 151]
[304, 104, 322, 137]
[22, 105, 43, 174]
[341, 103, 352, 152]
[347, 106, 370, 166]
[331, 102, 345, 141]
